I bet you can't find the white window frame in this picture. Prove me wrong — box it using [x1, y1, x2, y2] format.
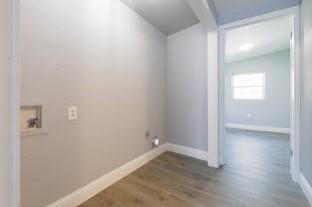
[232, 72, 266, 100]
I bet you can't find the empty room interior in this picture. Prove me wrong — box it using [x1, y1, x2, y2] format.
[224, 16, 292, 177]
[223, 16, 302, 206]
[1, 0, 312, 207]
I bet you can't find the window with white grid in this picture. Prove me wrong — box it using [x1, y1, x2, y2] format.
[232, 73, 265, 100]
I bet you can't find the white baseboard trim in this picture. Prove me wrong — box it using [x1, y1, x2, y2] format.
[47, 144, 167, 207]
[47, 143, 208, 207]
[226, 123, 291, 134]
[165, 143, 208, 161]
[299, 173, 312, 206]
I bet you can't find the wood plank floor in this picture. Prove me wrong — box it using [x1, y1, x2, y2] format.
[80, 130, 310, 207]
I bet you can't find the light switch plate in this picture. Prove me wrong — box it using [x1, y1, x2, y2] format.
[68, 106, 78, 120]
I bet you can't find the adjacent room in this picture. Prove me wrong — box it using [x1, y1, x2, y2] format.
[222, 16, 303, 204]
[1, 0, 312, 207]
[224, 15, 293, 175]
[225, 16, 291, 134]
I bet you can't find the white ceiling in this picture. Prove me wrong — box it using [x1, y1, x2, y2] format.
[212, 0, 300, 24]
[226, 16, 291, 63]
[121, 0, 199, 35]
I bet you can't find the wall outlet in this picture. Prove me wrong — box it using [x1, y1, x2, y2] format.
[68, 106, 78, 120]
[152, 137, 159, 147]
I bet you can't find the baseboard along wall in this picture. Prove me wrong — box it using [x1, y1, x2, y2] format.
[47, 143, 208, 207]
[226, 123, 291, 134]
[299, 173, 312, 206]
[165, 143, 208, 161]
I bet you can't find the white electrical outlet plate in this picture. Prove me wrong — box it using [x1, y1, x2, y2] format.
[152, 138, 160, 147]
[154, 138, 159, 146]
[68, 106, 78, 120]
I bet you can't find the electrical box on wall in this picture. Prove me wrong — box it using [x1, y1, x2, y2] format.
[21, 104, 47, 136]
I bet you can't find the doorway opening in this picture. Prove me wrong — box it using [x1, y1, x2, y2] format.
[216, 7, 301, 182]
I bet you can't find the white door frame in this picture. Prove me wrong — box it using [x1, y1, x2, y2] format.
[208, 6, 301, 182]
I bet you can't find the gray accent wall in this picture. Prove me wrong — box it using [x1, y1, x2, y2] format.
[301, 0, 312, 186]
[225, 50, 291, 128]
[0, 0, 14, 206]
[167, 24, 208, 151]
[20, 1, 166, 206]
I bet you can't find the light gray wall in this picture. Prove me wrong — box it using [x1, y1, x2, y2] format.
[20, 1, 166, 206]
[167, 24, 208, 151]
[0, 0, 14, 206]
[301, 0, 312, 186]
[225, 50, 291, 128]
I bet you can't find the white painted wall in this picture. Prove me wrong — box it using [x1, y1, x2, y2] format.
[167, 24, 208, 151]
[0, 0, 14, 206]
[225, 50, 291, 128]
[20, 1, 166, 206]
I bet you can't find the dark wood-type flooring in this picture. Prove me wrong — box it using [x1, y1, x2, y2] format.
[80, 129, 310, 207]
